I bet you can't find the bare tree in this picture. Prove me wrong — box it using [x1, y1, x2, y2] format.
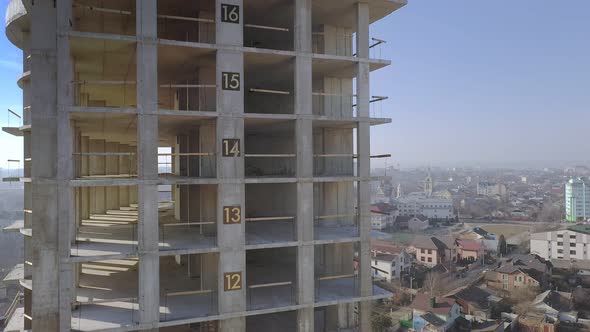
[423, 271, 446, 297]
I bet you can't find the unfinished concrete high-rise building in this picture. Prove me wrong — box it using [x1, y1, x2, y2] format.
[2, 0, 405, 331]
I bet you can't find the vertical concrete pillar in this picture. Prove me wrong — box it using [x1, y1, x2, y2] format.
[56, 2, 75, 328]
[294, 0, 314, 331]
[21, 31, 33, 330]
[216, 1, 246, 330]
[355, 3, 372, 331]
[30, 0, 60, 330]
[105, 142, 120, 210]
[137, 0, 160, 328]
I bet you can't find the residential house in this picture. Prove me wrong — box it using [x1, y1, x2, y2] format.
[447, 285, 497, 320]
[485, 255, 552, 293]
[412, 236, 453, 267]
[532, 290, 577, 322]
[408, 215, 430, 232]
[515, 313, 557, 332]
[411, 293, 461, 331]
[455, 239, 484, 262]
[370, 202, 397, 230]
[371, 241, 412, 281]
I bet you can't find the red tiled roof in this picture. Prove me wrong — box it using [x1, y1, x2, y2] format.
[371, 202, 396, 215]
[456, 239, 482, 252]
[371, 240, 404, 255]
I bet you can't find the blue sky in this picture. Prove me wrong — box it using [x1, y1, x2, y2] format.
[1, 1, 589, 169]
[370, 0, 590, 168]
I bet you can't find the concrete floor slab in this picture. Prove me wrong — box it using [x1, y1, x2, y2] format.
[315, 276, 390, 303]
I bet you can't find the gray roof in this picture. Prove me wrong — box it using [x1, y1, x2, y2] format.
[421, 312, 446, 327]
[412, 235, 451, 251]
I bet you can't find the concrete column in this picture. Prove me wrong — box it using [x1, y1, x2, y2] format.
[294, 0, 314, 330]
[30, 0, 60, 330]
[137, 0, 160, 329]
[355, 3, 372, 331]
[56, 1, 75, 328]
[216, 1, 246, 330]
[105, 142, 120, 210]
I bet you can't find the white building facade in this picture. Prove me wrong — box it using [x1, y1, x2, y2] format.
[566, 177, 590, 222]
[530, 227, 590, 260]
[396, 192, 453, 220]
[371, 250, 412, 281]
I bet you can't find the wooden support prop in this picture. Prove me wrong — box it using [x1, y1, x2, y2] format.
[158, 14, 215, 24]
[73, 80, 137, 85]
[369, 154, 391, 159]
[244, 24, 289, 32]
[245, 216, 295, 222]
[166, 289, 213, 297]
[159, 84, 216, 89]
[162, 222, 216, 227]
[311, 92, 351, 97]
[244, 154, 296, 158]
[73, 152, 136, 156]
[248, 281, 292, 289]
[7, 109, 21, 118]
[158, 152, 215, 157]
[74, 297, 138, 305]
[248, 88, 290, 95]
[318, 274, 355, 281]
[314, 154, 355, 158]
[73, 4, 132, 15]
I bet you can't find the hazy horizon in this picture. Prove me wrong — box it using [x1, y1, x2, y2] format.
[0, 1, 589, 169]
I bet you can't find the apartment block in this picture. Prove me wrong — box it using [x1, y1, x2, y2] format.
[565, 177, 590, 222]
[1, 0, 406, 331]
[530, 225, 590, 261]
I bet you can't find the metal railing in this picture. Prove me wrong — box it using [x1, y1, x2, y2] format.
[312, 93, 354, 117]
[312, 94, 389, 118]
[158, 152, 216, 178]
[312, 31, 354, 56]
[247, 281, 295, 310]
[72, 3, 136, 36]
[3, 291, 23, 327]
[244, 24, 292, 51]
[73, 80, 137, 109]
[162, 289, 217, 321]
[313, 154, 356, 177]
[73, 152, 137, 178]
[315, 273, 359, 301]
[245, 216, 296, 245]
[245, 154, 296, 177]
[158, 84, 216, 112]
[245, 88, 294, 114]
[314, 214, 359, 239]
[158, 15, 215, 43]
[159, 222, 217, 251]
